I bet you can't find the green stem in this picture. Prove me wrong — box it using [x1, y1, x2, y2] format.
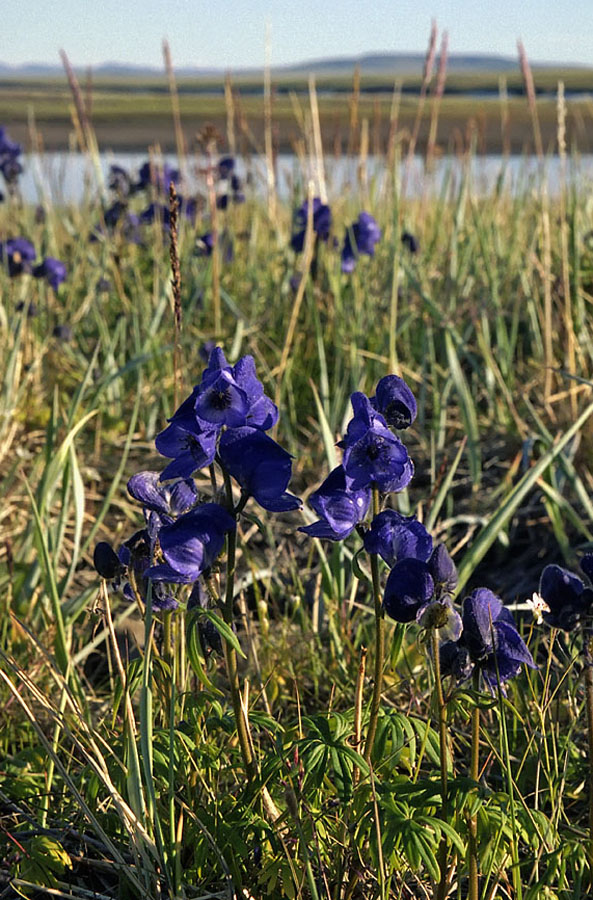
[364, 484, 384, 763]
[222, 470, 256, 781]
[584, 655, 593, 891]
[432, 629, 449, 900]
[468, 669, 480, 900]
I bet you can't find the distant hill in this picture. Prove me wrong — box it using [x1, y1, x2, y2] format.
[0, 52, 588, 79]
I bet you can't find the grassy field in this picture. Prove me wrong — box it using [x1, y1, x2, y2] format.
[1, 66, 592, 152]
[2, 85, 593, 898]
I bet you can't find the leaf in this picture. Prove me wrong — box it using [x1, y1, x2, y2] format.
[199, 608, 246, 658]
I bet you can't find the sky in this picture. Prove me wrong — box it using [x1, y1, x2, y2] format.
[3, 0, 592, 69]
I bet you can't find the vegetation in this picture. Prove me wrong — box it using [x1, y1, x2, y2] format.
[2, 59, 593, 899]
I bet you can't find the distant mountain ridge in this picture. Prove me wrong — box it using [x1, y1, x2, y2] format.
[0, 52, 588, 79]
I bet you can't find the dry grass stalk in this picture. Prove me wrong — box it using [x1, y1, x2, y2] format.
[59, 49, 90, 152]
[309, 75, 327, 204]
[347, 64, 361, 156]
[406, 20, 438, 169]
[162, 39, 186, 172]
[169, 182, 182, 409]
[518, 40, 543, 159]
[557, 81, 578, 415]
[499, 76, 511, 157]
[426, 30, 449, 167]
[224, 71, 236, 154]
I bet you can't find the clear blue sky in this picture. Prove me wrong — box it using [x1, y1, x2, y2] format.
[4, 0, 592, 68]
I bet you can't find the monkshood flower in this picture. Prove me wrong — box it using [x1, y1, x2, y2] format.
[156, 348, 279, 480]
[401, 231, 419, 254]
[218, 426, 301, 512]
[195, 231, 234, 263]
[291, 197, 332, 253]
[127, 470, 198, 543]
[108, 164, 131, 195]
[0, 126, 23, 186]
[135, 160, 180, 193]
[156, 418, 219, 480]
[364, 509, 432, 567]
[341, 212, 381, 273]
[340, 393, 413, 492]
[383, 543, 460, 639]
[217, 169, 246, 209]
[440, 588, 535, 687]
[33, 257, 67, 290]
[94, 529, 177, 610]
[147, 503, 235, 583]
[218, 156, 235, 179]
[0, 238, 36, 276]
[370, 374, 417, 430]
[538, 558, 593, 631]
[299, 465, 371, 541]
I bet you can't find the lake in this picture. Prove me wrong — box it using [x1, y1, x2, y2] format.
[17, 151, 593, 206]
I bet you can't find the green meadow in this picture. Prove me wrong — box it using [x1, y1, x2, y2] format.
[2, 62, 593, 899]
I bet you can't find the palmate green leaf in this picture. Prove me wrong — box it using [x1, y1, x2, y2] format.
[18, 836, 72, 890]
[456, 396, 593, 593]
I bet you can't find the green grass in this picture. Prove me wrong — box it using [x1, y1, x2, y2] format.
[2, 94, 593, 898]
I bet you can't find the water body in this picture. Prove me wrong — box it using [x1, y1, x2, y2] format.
[18, 151, 593, 207]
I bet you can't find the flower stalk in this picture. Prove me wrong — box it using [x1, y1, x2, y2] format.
[468, 668, 480, 900]
[431, 629, 450, 900]
[364, 483, 384, 763]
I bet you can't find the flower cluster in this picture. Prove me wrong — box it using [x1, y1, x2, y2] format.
[0, 237, 67, 289]
[299, 375, 416, 542]
[291, 197, 332, 253]
[440, 588, 535, 687]
[216, 156, 245, 209]
[300, 372, 535, 689]
[0, 126, 23, 192]
[341, 212, 381, 273]
[95, 347, 300, 609]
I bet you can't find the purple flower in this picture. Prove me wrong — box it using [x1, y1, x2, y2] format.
[443, 588, 536, 687]
[127, 471, 198, 518]
[341, 212, 381, 273]
[299, 465, 370, 541]
[0, 127, 23, 186]
[108, 165, 131, 195]
[218, 156, 235, 179]
[53, 324, 73, 342]
[94, 541, 124, 580]
[0, 238, 36, 276]
[291, 198, 332, 253]
[401, 231, 419, 254]
[383, 557, 435, 623]
[428, 544, 458, 597]
[136, 160, 179, 193]
[218, 426, 301, 512]
[33, 257, 67, 290]
[196, 231, 234, 263]
[341, 393, 413, 492]
[147, 503, 235, 583]
[156, 419, 219, 480]
[364, 509, 432, 566]
[370, 375, 417, 430]
[538, 563, 593, 631]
